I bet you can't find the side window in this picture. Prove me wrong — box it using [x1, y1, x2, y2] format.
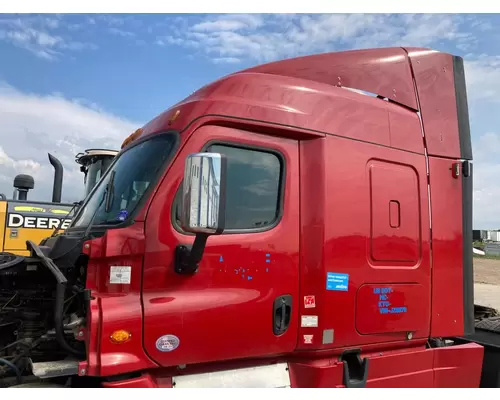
[174, 143, 283, 232]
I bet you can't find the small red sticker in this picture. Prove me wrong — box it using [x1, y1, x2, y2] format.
[303, 334, 314, 344]
[304, 295, 316, 308]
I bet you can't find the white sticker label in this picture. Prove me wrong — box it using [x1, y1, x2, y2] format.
[301, 315, 318, 328]
[110, 266, 131, 284]
[156, 335, 180, 352]
[303, 334, 314, 344]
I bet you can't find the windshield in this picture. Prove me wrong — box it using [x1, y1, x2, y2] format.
[71, 134, 177, 228]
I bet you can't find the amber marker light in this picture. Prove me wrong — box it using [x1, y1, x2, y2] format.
[110, 330, 131, 344]
[168, 109, 181, 125]
[121, 128, 143, 149]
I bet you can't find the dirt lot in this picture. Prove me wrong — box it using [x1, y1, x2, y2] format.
[474, 258, 500, 285]
[474, 257, 500, 310]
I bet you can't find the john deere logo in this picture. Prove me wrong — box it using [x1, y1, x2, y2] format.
[7, 213, 72, 230]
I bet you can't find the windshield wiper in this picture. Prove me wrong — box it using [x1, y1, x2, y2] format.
[104, 170, 116, 213]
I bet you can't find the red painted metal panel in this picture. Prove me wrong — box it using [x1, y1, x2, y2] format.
[99, 343, 482, 387]
[356, 283, 428, 335]
[433, 343, 484, 388]
[142, 73, 395, 146]
[388, 99, 425, 154]
[428, 156, 465, 337]
[369, 161, 420, 264]
[289, 343, 482, 388]
[289, 359, 344, 388]
[297, 134, 430, 350]
[406, 48, 461, 159]
[141, 125, 300, 368]
[140, 73, 424, 156]
[81, 225, 158, 377]
[242, 47, 419, 110]
[365, 347, 434, 387]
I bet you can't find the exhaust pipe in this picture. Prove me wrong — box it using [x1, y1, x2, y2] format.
[48, 153, 63, 203]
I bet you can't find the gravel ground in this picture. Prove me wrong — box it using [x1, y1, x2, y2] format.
[474, 258, 500, 285]
[474, 283, 500, 310]
[474, 258, 500, 310]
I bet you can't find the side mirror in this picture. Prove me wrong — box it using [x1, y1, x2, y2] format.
[180, 152, 226, 234]
[175, 152, 227, 274]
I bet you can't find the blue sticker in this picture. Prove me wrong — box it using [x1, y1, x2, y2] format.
[326, 272, 349, 291]
[117, 209, 129, 221]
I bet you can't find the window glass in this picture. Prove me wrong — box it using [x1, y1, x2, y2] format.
[72, 134, 176, 227]
[176, 144, 282, 231]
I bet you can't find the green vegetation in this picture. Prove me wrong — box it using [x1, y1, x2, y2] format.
[473, 241, 485, 250]
[474, 254, 500, 260]
[472, 241, 500, 260]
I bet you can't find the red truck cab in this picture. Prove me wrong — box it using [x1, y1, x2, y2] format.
[45, 47, 482, 387]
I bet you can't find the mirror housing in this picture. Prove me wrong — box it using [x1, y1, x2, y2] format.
[175, 152, 227, 275]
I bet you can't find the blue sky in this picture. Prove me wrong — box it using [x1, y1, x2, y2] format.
[0, 13, 500, 228]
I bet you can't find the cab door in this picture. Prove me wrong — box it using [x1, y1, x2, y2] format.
[142, 124, 300, 367]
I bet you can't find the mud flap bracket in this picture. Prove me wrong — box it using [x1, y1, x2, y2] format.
[339, 349, 370, 388]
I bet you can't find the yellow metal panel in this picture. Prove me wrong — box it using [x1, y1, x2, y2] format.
[0, 200, 73, 256]
[9, 250, 31, 256]
[0, 201, 6, 252]
[4, 227, 54, 252]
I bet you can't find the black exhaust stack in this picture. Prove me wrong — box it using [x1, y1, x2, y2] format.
[48, 153, 63, 203]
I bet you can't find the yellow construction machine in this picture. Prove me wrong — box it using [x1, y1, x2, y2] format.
[0, 149, 118, 256]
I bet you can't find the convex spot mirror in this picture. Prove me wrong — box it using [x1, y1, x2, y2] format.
[180, 152, 227, 235]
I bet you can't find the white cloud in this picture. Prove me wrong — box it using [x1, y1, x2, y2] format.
[464, 55, 500, 103]
[473, 132, 500, 229]
[109, 27, 136, 37]
[0, 82, 140, 203]
[158, 14, 478, 65]
[0, 15, 96, 60]
[97, 15, 126, 27]
[213, 57, 241, 64]
[1, 25, 62, 60]
[97, 14, 143, 29]
[191, 14, 264, 33]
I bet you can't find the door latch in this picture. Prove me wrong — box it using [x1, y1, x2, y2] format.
[273, 295, 292, 336]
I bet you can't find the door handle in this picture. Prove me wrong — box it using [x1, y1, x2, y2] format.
[273, 295, 292, 336]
